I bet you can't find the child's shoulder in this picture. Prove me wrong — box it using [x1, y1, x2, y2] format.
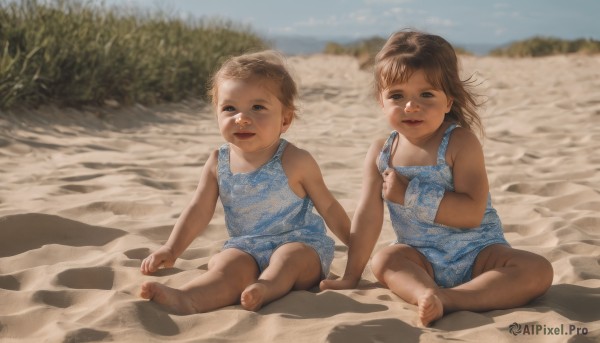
[368, 136, 390, 154]
[280, 141, 322, 180]
[281, 141, 314, 164]
[209, 147, 221, 160]
[447, 126, 481, 148]
[204, 148, 221, 169]
[446, 126, 484, 163]
[371, 135, 389, 148]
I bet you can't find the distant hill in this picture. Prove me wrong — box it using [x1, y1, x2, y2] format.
[453, 43, 498, 56]
[268, 35, 351, 55]
[269, 35, 398, 56]
[269, 34, 498, 56]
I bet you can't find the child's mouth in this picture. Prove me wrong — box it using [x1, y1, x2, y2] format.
[403, 120, 423, 125]
[234, 132, 256, 139]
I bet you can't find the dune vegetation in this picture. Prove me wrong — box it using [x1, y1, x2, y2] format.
[323, 35, 600, 70]
[0, 0, 268, 110]
[323, 36, 387, 69]
[323, 36, 473, 70]
[489, 36, 600, 57]
[2, 1, 598, 111]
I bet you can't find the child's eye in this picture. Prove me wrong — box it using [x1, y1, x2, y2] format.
[389, 93, 403, 100]
[222, 105, 235, 112]
[421, 92, 434, 98]
[252, 104, 266, 111]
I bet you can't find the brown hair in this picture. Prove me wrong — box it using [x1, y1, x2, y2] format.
[374, 30, 483, 136]
[209, 50, 299, 119]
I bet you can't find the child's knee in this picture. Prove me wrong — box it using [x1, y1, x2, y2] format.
[370, 248, 400, 282]
[370, 252, 388, 282]
[371, 245, 426, 282]
[520, 253, 553, 296]
[533, 256, 553, 291]
[270, 242, 321, 273]
[275, 242, 316, 260]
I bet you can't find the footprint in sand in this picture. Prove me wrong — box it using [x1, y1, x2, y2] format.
[0, 213, 126, 258]
[54, 266, 114, 290]
[32, 290, 73, 308]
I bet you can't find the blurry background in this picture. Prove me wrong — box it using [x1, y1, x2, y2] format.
[100, 0, 600, 55]
[2, 0, 599, 110]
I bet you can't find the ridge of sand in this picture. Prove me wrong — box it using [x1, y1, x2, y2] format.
[1, 54, 599, 342]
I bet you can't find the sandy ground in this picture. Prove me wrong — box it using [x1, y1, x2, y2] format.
[1, 54, 599, 342]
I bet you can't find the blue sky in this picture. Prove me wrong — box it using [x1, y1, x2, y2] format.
[102, 0, 599, 46]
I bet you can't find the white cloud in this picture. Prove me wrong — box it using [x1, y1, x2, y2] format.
[495, 27, 507, 36]
[364, 0, 412, 4]
[294, 15, 344, 28]
[425, 16, 455, 27]
[295, 17, 321, 27]
[349, 9, 377, 24]
[293, 9, 379, 30]
[383, 7, 414, 16]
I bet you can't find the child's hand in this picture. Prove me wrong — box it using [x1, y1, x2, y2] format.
[381, 167, 409, 204]
[140, 246, 176, 275]
[319, 277, 360, 291]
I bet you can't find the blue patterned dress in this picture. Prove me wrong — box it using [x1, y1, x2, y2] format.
[217, 139, 335, 277]
[378, 124, 509, 287]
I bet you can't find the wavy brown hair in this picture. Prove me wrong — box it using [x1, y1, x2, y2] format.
[374, 30, 484, 137]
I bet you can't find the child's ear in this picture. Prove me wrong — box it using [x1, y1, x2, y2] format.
[281, 110, 293, 133]
[446, 98, 454, 112]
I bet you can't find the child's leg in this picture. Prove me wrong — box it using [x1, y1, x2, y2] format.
[370, 244, 443, 326]
[240, 242, 322, 311]
[371, 244, 553, 326]
[140, 248, 259, 314]
[439, 244, 553, 313]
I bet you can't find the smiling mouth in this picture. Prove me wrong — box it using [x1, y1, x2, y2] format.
[234, 132, 256, 139]
[403, 120, 423, 124]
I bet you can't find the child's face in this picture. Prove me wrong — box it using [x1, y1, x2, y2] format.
[379, 69, 453, 140]
[216, 78, 292, 153]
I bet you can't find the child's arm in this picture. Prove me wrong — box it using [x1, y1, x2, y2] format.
[321, 141, 385, 290]
[382, 128, 489, 228]
[435, 128, 489, 228]
[140, 149, 220, 275]
[287, 147, 351, 245]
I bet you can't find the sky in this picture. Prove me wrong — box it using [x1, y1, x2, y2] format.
[100, 0, 600, 46]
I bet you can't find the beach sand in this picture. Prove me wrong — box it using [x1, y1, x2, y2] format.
[1, 54, 599, 342]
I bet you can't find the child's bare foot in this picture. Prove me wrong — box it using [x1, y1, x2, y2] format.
[140, 282, 197, 315]
[417, 289, 444, 326]
[240, 283, 268, 311]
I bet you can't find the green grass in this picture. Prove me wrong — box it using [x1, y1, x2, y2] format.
[490, 36, 600, 57]
[324, 35, 600, 68]
[0, 0, 268, 110]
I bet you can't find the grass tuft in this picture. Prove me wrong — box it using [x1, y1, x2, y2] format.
[0, 0, 268, 110]
[490, 36, 600, 57]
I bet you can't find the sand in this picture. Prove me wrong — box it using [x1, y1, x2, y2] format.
[1, 54, 599, 342]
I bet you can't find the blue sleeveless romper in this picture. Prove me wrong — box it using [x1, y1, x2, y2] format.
[378, 124, 509, 288]
[217, 139, 335, 277]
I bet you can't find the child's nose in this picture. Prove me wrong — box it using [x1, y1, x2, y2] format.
[404, 100, 420, 112]
[234, 113, 251, 127]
